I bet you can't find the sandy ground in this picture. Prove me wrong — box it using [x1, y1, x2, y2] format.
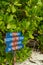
[16, 51, 43, 65]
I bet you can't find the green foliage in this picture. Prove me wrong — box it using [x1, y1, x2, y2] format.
[0, 0, 43, 65]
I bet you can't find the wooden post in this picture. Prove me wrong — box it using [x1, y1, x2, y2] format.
[13, 51, 16, 65]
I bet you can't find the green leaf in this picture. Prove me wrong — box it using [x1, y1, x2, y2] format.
[11, 5, 16, 13]
[7, 15, 13, 22]
[14, 1, 22, 6]
[0, 21, 3, 26]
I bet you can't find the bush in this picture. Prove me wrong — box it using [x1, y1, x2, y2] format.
[0, 0, 43, 64]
